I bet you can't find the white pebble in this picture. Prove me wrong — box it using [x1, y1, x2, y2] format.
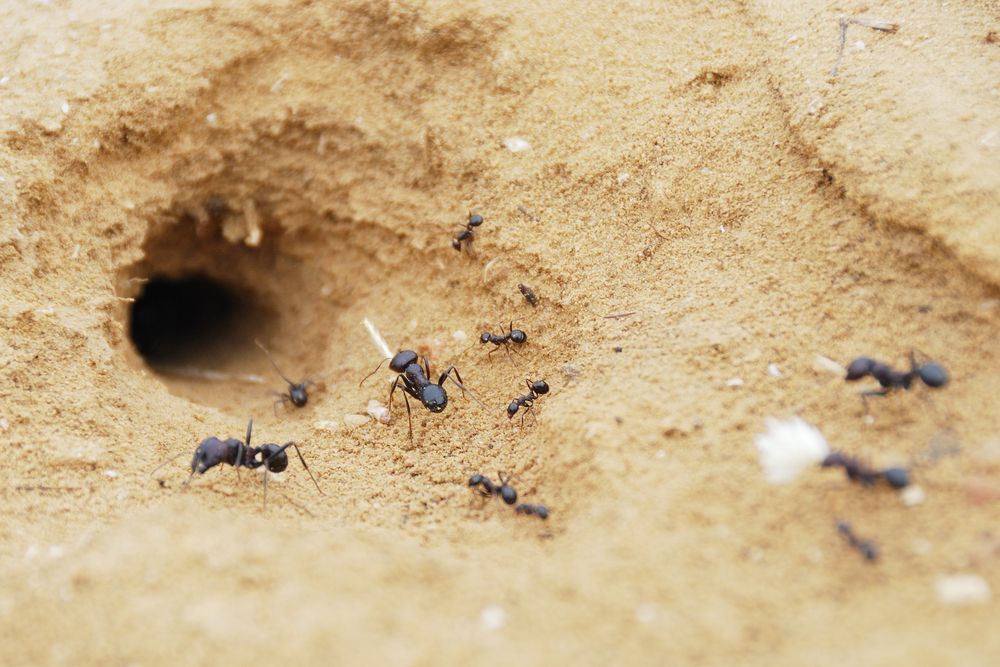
[935, 575, 992, 605]
[768, 363, 782, 378]
[814, 355, 846, 376]
[269, 73, 288, 93]
[0, 418, 8, 431]
[726, 377, 743, 387]
[479, 604, 507, 631]
[0, 76, 9, 86]
[854, 40, 866, 50]
[343, 414, 370, 428]
[205, 113, 218, 125]
[635, 603, 657, 624]
[452, 330, 468, 342]
[504, 137, 531, 153]
[366, 400, 391, 425]
[617, 172, 630, 184]
[901, 485, 926, 507]
[103, 469, 119, 479]
[313, 420, 340, 432]
[61, 101, 70, 115]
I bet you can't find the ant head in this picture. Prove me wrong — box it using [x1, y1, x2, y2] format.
[451, 238, 462, 251]
[845, 356, 876, 380]
[534, 505, 549, 519]
[500, 484, 517, 505]
[421, 384, 448, 412]
[389, 350, 419, 373]
[289, 384, 309, 407]
[468, 474, 485, 487]
[531, 380, 549, 395]
[506, 401, 520, 419]
[510, 329, 527, 344]
[917, 362, 948, 388]
[467, 213, 484, 227]
[190, 437, 236, 474]
[479, 333, 492, 344]
[258, 443, 289, 473]
[881, 467, 911, 489]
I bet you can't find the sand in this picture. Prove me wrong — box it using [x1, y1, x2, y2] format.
[1, 0, 998, 664]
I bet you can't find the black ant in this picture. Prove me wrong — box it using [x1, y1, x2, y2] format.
[468, 472, 517, 505]
[480, 322, 527, 358]
[507, 378, 549, 426]
[515, 503, 549, 519]
[845, 353, 948, 403]
[821, 452, 911, 488]
[452, 212, 484, 252]
[837, 521, 878, 561]
[360, 350, 475, 440]
[187, 417, 323, 508]
[256, 340, 315, 414]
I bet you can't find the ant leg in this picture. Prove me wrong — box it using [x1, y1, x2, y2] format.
[262, 466, 269, 511]
[860, 388, 890, 416]
[359, 357, 391, 387]
[423, 355, 432, 380]
[289, 443, 324, 495]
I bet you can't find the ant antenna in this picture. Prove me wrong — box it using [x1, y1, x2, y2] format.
[359, 357, 391, 387]
[255, 339, 296, 386]
[445, 374, 489, 410]
[150, 452, 185, 478]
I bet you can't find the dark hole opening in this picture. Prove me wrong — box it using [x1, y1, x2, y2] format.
[129, 275, 240, 364]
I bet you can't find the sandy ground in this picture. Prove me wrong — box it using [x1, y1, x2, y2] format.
[1, 0, 998, 664]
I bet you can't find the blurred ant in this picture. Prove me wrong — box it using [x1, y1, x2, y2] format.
[452, 212, 484, 252]
[515, 503, 549, 519]
[187, 417, 323, 508]
[837, 521, 878, 561]
[821, 452, 910, 488]
[845, 353, 948, 405]
[468, 472, 517, 505]
[256, 340, 315, 414]
[360, 350, 478, 440]
[480, 322, 527, 358]
[507, 378, 549, 426]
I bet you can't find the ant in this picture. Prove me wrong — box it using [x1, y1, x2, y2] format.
[821, 452, 910, 489]
[845, 353, 948, 404]
[507, 378, 549, 426]
[468, 472, 517, 505]
[256, 340, 315, 414]
[452, 212, 484, 252]
[515, 503, 549, 519]
[188, 417, 323, 508]
[479, 322, 527, 358]
[360, 350, 475, 440]
[837, 521, 878, 561]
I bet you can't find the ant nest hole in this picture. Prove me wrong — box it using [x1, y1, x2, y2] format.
[116, 185, 398, 413]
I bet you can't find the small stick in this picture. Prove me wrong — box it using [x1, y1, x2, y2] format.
[517, 205, 536, 221]
[832, 16, 900, 76]
[362, 317, 392, 359]
[602, 311, 637, 320]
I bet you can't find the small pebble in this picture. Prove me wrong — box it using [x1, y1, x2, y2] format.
[726, 377, 743, 387]
[613, 346, 623, 353]
[935, 575, 992, 605]
[343, 414, 370, 429]
[901, 484, 926, 506]
[479, 604, 507, 631]
[814, 355, 846, 376]
[504, 137, 531, 152]
[313, 420, 340, 432]
[635, 603, 657, 625]
[205, 113, 218, 125]
[103, 469, 119, 479]
[366, 400, 391, 425]
[452, 329, 468, 342]
[0, 418, 8, 431]
[767, 363, 782, 378]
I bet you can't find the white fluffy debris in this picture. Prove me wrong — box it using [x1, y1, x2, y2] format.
[504, 137, 531, 153]
[343, 414, 370, 429]
[935, 575, 992, 606]
[366, 400, 391, 424]
[753, 417, 831, 484]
